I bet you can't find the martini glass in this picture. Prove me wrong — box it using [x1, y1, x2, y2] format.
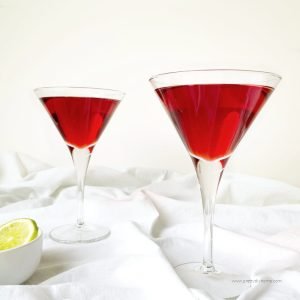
[35, 87, 124, 244]
[150, 70, 281, 297]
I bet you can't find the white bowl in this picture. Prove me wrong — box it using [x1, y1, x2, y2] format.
[0, 230, 43, 285]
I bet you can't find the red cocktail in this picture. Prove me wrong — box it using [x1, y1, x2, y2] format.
[150, 70, 281, 297]
[36, 87, 124, 244]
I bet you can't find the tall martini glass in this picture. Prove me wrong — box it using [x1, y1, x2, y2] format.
[150, 69, 281, 297]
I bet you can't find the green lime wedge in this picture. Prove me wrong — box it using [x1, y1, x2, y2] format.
[0, 218, 39, 251]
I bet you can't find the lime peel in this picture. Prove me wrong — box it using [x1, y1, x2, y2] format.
[0, 218, 39, 251]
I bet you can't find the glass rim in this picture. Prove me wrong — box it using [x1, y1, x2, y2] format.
[149, 68, 282, 82]
[34, 86, 125, 100]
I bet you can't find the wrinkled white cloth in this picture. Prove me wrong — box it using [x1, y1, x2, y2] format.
[0, 152, 300, 299]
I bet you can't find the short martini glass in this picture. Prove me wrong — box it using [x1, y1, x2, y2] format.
[35, 87, 124, 244]
[150, 69, 281, 297]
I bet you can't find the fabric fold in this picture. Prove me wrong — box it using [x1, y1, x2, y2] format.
[0, 153, 299, 299]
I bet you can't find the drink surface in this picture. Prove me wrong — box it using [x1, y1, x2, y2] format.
[156, 84, 273, 161]
[41, 96, 119, 149]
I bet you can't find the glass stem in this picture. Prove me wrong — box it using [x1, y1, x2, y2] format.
[71, 148, 91, 228]
[193, 158, 225, 273]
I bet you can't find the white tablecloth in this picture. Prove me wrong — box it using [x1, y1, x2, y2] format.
[0, 152, 300, 299]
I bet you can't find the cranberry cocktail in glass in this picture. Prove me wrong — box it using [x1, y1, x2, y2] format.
[150, 69, 281, 297]
[35, 87, 124, 244]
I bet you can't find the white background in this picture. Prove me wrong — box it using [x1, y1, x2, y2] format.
[0, 0, 299, 186]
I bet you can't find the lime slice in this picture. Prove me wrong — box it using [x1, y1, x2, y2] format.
[0, 218, 38, 251]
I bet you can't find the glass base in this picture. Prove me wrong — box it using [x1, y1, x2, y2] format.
[175, 262, 250, 299]
[49, 224, 110, 244]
